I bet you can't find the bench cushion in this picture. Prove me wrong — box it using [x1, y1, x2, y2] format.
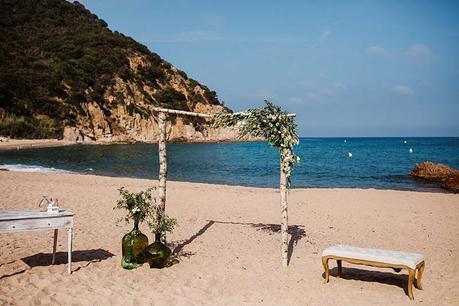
[322, 245, 424, 270]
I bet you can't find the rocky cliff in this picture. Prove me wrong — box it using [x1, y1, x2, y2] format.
[0, 0, 237, 142]
[61, 56, 239, 143]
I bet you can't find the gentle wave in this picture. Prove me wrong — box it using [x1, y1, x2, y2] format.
[0, 164, 72, 173]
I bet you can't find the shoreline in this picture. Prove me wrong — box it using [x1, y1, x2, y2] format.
[0, 168, 452, 194]
[0, 137, 263, 151]
[0, 139, 77, 151]
[0, 170, 458, 305]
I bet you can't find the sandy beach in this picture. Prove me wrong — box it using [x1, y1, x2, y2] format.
[0, 171, 458, 305]
[0, 139, 76, 151]
[1, 1, 457, 305]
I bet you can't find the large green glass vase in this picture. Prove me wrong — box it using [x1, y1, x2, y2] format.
[121, 216, 148, 269]
[142, 234, 172, 269]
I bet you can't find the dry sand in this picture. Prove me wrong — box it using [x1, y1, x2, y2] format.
[0, 171, 458, 305]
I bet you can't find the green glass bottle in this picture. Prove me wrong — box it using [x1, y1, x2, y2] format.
[121, 214, 148, 269]
[142, 233, 172, 269]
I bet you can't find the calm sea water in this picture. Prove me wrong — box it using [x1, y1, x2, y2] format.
[1, 138, 458, 191]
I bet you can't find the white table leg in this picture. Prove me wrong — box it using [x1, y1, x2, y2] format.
[52, 229, 58, 264]
[67, 228, 72, 274]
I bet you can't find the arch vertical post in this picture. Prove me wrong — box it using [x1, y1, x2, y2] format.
[157, 111, 167, 241]
[280, 151, 289, 267]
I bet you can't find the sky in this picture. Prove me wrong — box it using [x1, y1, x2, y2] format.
[79, 0, 459, 137]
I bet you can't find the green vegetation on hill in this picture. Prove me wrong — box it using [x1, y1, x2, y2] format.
[0, 0, 224, 139]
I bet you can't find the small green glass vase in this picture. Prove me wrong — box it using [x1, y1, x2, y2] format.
[142, 234, 172, 269]
[121, 216, 149, 269]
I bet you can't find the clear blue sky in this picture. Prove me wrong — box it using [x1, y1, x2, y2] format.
[80, 0, 459, 137]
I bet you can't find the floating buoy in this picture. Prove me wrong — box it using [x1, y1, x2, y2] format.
[409, 148, 413, 154]
[348, 152, 353, 158]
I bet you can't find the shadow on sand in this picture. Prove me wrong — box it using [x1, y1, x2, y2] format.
[22, 248, 114, 272]
[1, 249, 114, 279]
[169, 220, 308, 265]
[172, 220, 215, 259]
[323, 266, 409, 296]
[209, 220, 307, 265]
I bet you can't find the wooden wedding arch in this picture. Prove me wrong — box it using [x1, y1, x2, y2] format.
[152, 106, 296, 267]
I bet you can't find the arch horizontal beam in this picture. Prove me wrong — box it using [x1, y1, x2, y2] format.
[152, 107, 296, 118]
[152, 107, 212, 118]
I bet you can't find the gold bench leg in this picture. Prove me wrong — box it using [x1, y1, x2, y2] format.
[416, 262, 425, 290]
[322, 257, 330, 284]
[337, 259, 342, 278]
[407, 268, 415, 300]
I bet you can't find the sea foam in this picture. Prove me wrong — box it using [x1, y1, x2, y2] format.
[0, 164, 71, 173]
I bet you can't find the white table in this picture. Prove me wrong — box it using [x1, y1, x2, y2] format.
[0, 210, 74, 274]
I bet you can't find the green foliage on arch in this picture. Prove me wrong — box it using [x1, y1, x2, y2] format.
[212, 101, 300, 187]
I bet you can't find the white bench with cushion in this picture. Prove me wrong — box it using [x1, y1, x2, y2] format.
[322, 245, 425, 300]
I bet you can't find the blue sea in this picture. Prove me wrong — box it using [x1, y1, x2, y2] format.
[1, 138, 458, 191]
